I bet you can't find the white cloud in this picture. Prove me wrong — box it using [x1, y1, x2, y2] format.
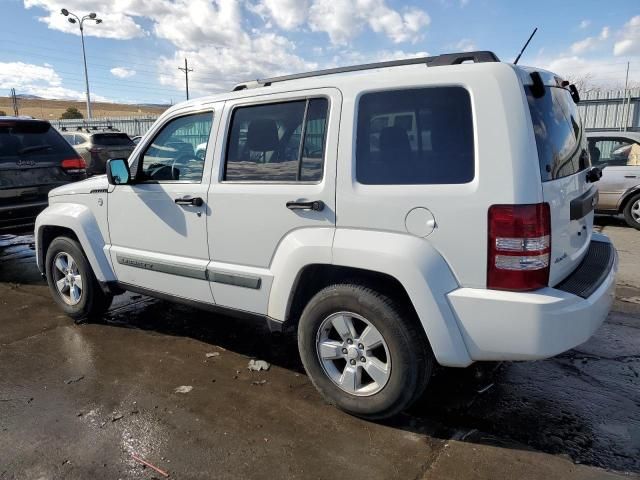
[110, 67, 136, 79]
[309, 0, 429, 45]
[454, 38, 477, 52]
[24, 0, 146, 39]
[158, 33, 318, 93]
[579, 19, 591, 29]
[0, 61, 109, 101]
[614, 15, 640, 56]
[252, 0, 310, 30]
[570, 27, 610, 54]
[540, 55, 638, 89]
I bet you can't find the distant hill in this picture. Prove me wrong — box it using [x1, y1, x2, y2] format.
[0, 97, 169, 119]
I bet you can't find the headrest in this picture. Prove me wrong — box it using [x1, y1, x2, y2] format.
[248, 118, 279, 151]
[380, 126, 410, 156]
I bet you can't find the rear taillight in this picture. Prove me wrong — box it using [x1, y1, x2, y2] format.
[61, 157, 86, 173]
[488, 203, 551, 291]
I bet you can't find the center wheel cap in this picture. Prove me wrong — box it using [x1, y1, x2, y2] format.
[346, 345, 360, 360]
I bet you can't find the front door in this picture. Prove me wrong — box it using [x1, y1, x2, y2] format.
[107, 107, 219, 302]
[206, 89, 341, 315]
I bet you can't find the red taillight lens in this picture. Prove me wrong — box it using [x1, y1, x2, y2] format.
[487, 203, 551, 291]
[61, 157, 86, 171]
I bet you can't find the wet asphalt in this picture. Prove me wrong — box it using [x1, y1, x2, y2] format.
[0, 217, 639, 479]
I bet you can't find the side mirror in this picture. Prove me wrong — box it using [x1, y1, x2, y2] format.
[106, 158, 131, 185]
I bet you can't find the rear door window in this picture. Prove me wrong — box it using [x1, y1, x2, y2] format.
[224, 98, 328, 182]
[588, 137, 640, 167]
[356, 87, 474, 185]
[526, 86, 589, 181]
[0, 120, 77, 164]
[91, 133, 134, 146]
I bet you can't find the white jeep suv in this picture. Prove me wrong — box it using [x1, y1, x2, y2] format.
[35, 51, 617, 419]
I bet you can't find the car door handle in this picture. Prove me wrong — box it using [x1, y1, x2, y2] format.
[174, 196, 204, 207]
[286, 200, 324, 211]
[624, 175, 638, 178]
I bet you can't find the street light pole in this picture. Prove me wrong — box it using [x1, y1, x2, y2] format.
[79, 23, 92, 119]
[60, 9, 102, 120]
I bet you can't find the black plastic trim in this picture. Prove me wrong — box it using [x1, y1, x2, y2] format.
[233, 51, 499, 91]
[555, 240, 615, 299]
[570, 186, 598, 220]
[116, 282, 283, 331]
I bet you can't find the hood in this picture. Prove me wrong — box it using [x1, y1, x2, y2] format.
[49, 175, 109, 197]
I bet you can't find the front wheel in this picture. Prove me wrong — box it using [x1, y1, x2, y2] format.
[45, 236, 113, 322]
[623, 193, 640, 230]
[297, 283, 433, 420]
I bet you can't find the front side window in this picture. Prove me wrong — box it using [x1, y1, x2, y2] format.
[356, 87, 474, 185]
[588, 138, 640, 167]
[224, 98, 328, 182]
[138, 112, 213, 182]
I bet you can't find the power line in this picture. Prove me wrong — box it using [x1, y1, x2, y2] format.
[177, 58, 193, 100]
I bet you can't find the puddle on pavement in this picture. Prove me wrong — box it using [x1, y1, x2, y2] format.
[2, 233, 639, 473]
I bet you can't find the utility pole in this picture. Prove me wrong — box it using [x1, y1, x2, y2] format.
[178, 58, 193, 100]
[11, 88, 19, 116]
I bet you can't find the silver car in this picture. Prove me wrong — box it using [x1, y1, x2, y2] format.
[587, 131, 640, 229]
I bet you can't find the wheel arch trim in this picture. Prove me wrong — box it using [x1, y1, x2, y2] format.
[35, 203, 115, 283]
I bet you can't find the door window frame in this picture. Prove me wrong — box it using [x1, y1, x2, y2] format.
[219, 94, 331, 185]
[132, 108, 216, 185]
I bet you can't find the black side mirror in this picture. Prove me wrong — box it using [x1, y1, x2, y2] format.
[106, 158, 131, 185]
[569, 84, 580, 104]
[586, 166, 602, 183]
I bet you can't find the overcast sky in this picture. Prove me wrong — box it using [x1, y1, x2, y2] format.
[0, 0, 638, 104]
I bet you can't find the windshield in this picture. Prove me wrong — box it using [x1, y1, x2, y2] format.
[0, 120, 77, 164]
[91, 133, 134, 146]
[526, 86, 590, 181]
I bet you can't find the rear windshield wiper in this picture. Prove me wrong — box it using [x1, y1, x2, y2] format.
[18, 145, 53, 155]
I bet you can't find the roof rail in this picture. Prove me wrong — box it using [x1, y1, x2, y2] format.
[233, 50, 499, 91]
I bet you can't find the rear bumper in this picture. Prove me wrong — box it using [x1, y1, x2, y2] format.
[448, 236, 617, 361]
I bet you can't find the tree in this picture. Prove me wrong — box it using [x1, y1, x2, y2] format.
[60, 107, 83, 119]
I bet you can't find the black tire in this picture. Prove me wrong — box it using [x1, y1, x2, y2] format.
[623, 193, 640, 230]
[45, 236, 113, 322]
[297, 283, 433, 420]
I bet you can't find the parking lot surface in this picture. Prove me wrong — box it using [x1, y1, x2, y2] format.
[1, 217, 638, 479]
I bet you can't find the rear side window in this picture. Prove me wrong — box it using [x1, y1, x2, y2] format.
[91, 133, 134, 146]
[527, 86, 589, 181]
[224, 98, 328, 182]
[356, 87, 474, 185]
[0, 121, 77, 164]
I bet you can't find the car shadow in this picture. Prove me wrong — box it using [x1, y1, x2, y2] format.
[2, 233, 638, 474]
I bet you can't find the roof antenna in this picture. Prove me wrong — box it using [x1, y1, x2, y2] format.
[513, 27, 538, 65]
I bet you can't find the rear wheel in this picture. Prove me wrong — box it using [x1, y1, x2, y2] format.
[297, 283, 433, 420]
[623, 193, 640, 230]
[45, 236, 112, 322]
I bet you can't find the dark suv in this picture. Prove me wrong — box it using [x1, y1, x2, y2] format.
[0, 117, 86, 234]
[61, 128, 135, 175]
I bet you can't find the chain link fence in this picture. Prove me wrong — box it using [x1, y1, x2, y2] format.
[50, 116, 160, 137]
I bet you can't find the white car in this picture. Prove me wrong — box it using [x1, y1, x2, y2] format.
[35, 51, 617, 419]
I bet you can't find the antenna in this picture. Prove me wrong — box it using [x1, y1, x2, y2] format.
[513, 27, 538, 65]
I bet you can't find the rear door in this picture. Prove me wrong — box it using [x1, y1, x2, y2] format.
[526, 83, 594, 285]
[0, 120, 82, 228]
[206, 89, 339, 315]
[588, 136, 640, 210]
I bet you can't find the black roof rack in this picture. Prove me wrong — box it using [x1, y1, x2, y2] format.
[233, 50, 499, 91]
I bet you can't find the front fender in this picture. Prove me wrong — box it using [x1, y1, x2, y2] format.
[331, 229, 472, 367]
[35, 202, 115, 283]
